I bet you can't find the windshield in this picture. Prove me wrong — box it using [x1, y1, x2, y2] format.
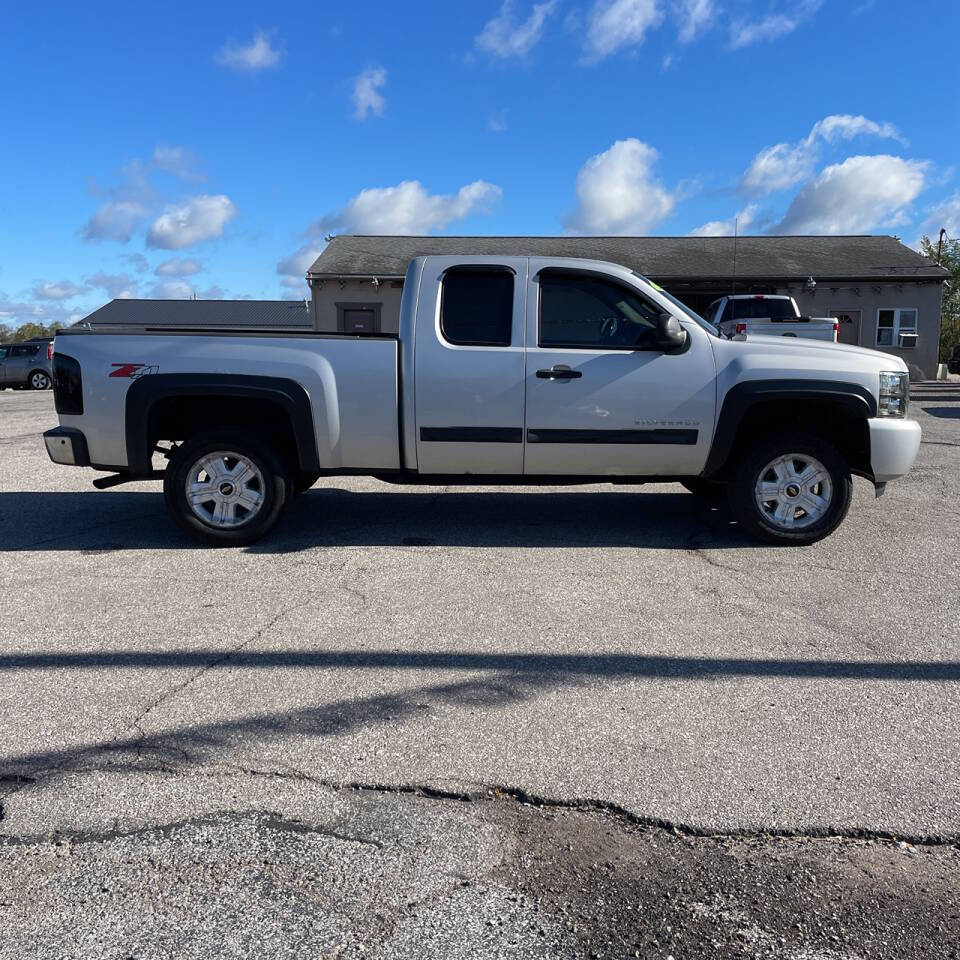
[632, 273, 720, 336]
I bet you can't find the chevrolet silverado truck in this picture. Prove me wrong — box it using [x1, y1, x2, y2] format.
[44, 255, 920, 546]
[703, 294, 838, 342]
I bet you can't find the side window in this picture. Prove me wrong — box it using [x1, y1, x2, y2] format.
[440, 268, 514, 346]
[539, 272, 662, 349]
[0, 346, 8, 359]
[12, 345, 37, 357]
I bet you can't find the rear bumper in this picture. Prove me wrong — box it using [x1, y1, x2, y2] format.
[43, 427, 90, 467]
[869, 418, 921, 483]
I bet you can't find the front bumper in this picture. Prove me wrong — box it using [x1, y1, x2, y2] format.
[43, 427, 90, 467]
[869, 418, 921, 483]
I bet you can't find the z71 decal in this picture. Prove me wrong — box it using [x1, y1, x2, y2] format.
[109, 363, 159, 379]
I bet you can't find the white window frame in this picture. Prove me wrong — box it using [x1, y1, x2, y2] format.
[876, 307, 918, 347]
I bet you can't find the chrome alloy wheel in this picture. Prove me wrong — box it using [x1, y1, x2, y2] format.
[30, 371, 50, 389]
[754, 453, 833, 531]
[185, 451, 265, 529]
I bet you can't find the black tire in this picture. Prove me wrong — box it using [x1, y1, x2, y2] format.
[294, 471, 321, 495]
[728, 432, 852, 546]
[163, 431, 291, 547]
[681, 478, 726, 501]
[28, 370, 51, 390]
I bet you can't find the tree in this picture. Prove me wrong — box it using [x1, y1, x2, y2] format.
[920, 234, 960, 364]
[13, 321, 56, 341]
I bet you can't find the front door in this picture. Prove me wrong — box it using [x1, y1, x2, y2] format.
[414, 258, 527, 475]
[829, 309, 861, 346]
[523, 265, 717, 477]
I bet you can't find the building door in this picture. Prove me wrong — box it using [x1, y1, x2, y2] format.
[829, 309, 861, 346]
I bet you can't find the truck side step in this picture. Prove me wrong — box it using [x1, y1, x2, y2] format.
[92, 470, 165, 490]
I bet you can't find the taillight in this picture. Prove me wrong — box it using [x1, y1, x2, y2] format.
[833, 321, 839, 342]
[47, 341, 54, 361]
[52, 354, 83, 415]
[735, 322, 747, 335]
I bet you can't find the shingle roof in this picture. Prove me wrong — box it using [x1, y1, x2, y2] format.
[83, 299, 312, 328]
[308, 235, 947, 281]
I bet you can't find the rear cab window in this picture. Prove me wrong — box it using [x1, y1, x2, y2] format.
[723, 298, 797, 323]
[440, 268, 514, 346]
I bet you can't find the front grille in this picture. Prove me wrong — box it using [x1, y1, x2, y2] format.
[52, 353, 83, 415]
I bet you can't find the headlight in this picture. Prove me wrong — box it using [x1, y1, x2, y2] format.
[878, 371, 908, 418]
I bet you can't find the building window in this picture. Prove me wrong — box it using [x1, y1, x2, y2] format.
[336, 302, 382, 334]
[440, 267, 514, 346]
[876, 308, 917, 347]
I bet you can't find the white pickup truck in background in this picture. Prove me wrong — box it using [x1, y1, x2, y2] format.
[44, 255, 920, 547]
[704, 294, 839, 342]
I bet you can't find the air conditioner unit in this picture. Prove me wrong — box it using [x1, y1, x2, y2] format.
[898, 332, 918, 349]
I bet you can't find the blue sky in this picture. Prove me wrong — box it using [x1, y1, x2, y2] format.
[2, 0, 959, 328]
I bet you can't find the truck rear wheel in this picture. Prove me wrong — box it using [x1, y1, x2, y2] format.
[728, 433, 852, 546]
[163, 431, 291, 547]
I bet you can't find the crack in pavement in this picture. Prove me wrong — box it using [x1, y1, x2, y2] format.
[124, 607, 292, 744]
[4, 763, 959, 848]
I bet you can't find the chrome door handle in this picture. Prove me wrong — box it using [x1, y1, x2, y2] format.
[536, 365, 582, 380]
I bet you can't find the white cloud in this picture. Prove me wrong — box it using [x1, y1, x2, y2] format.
[146, 195, 237, 250]
[152, 144, 201, 180]
[352, 66, 387, 120]
[675, 0, 715, 43]
[772, 155, 928, 235]
[489, 109, 509, 132]
[32, 281, 86, 301]
[80, 159, 155, 243]
[215, 31, 282, 71]
[923, 191, 960, 238]
[730, 0, 821, 49]
[314, 179, 503, 235]
[584, 0, 664, 61]
[147, 280, 195, 299]
[742, 113, 904, 194]
[86, 272, 138, 299]
[689, 204, 759, 237]
[565, 138, 675, 234]
[80, 200, 150, 243]
[475, 0, 558, 58]
[277, 244, 325, 278]
[123, 253, 150, 273]
[155, 257, 203, 277]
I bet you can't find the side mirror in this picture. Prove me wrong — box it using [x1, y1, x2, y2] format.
[654, 311, 688, 352]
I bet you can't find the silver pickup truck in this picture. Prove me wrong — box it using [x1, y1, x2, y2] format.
[44, 255, 921, 547]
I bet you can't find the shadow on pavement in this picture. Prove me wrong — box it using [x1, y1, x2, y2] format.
[0, 487, 752, 552]
[1, 651, 957, 783]
[921, 406, 960, 418]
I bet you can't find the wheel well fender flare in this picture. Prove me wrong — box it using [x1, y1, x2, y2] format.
[125, 374, 320, 475]
[703, 379, 877, 477]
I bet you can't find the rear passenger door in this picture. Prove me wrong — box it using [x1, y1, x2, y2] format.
[414, 258, 527, 475]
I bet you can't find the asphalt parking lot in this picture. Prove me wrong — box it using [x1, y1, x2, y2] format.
[1, 385, 959, 958]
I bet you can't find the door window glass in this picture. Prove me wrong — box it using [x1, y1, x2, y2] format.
[539, 272, 661, 349]
[440, 268, 514, 346]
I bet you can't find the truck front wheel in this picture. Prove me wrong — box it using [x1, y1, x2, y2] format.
[163, 431, 291, 547]
[728, 433, 852, 545]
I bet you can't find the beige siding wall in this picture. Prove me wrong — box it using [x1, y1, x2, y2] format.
[790, 283, 942, 380]
[311, 279, 404, 334]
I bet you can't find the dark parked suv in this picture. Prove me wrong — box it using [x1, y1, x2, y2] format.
[949, 343, 960, 376]
[0, 338, 53, 390]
